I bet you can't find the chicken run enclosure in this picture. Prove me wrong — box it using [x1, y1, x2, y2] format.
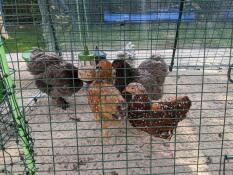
[0, 0, 233, 174]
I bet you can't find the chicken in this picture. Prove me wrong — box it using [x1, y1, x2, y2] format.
[87, 60, 127, 137]
[27, 48, 83, 109]
[123, 82, 191, 140]
[116, 42, 136, 68]
[112, 54, 168, 100]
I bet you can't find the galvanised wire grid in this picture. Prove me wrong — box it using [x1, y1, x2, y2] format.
[1, 0, 233, 174]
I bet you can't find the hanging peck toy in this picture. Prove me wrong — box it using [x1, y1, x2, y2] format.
[78, 45, 96, 82]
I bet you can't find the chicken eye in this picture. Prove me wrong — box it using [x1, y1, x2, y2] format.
[96, 66, 102, 70]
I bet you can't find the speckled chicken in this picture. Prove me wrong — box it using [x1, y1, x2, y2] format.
[124, 82, 191, 140]
[87, 60, 127, 137]
[27, 48, 83, 109]
[112, 54, 168, 100]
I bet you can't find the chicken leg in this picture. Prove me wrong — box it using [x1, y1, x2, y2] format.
[53, 97, 70, 110]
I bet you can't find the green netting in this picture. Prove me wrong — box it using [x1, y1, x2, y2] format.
[0, 38, 35, 174]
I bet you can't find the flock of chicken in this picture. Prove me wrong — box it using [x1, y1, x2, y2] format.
[26, 43, 192, 140]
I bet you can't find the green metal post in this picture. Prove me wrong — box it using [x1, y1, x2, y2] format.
[169, 0, 185, 72]
[0, 38, 36, 174]
[0, 75, 4, 102]
[223, 155, 233, 175]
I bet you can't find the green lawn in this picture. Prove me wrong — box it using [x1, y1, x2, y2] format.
[4, 25, 45, 53]
[3, 22, 232, 53]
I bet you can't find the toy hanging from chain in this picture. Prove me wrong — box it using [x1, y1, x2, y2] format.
[78, 45, 96, 83]
[77, 0, 106, 84]
[77, 0, 95, 84]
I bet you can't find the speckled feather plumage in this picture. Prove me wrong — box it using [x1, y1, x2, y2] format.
[86, 60, 127, 136]
[128, 94, 192, 140]
[87, 80, 126, 121]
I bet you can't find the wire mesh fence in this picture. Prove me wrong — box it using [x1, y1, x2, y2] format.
[0, 38, 35, 174]
[0, 0, 233, 174]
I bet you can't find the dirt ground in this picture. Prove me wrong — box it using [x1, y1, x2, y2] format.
[1, 49, 233, 175]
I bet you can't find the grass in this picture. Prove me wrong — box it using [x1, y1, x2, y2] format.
[3, 22, 232, 53]
[4, 25, 45, 53]
[73, 22, 233, 50]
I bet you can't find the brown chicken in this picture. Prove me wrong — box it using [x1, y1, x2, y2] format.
[112, 54, 168, 100]
[87, 60, 127, 137]
[27, 48, 83, 109]
[124, 82, 191, 140]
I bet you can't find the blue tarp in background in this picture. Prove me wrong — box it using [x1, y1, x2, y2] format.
[224, 10, 233, 18]
[104, 9, 196, 22]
